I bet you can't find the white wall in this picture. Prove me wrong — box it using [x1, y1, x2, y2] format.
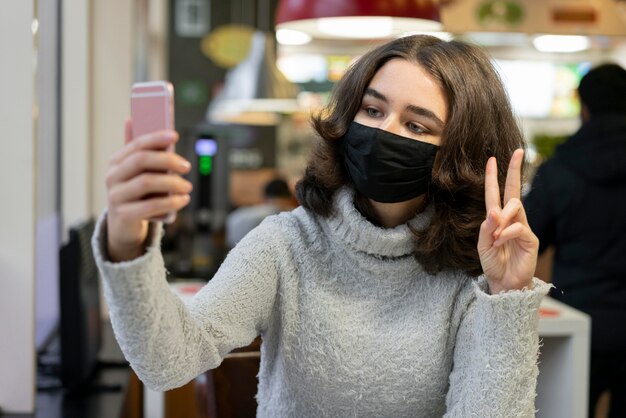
[62, 0, 92, 232]
[91, 0, 134, 216]
[0, 0, 36, 413]
[62, 0, 133, 224]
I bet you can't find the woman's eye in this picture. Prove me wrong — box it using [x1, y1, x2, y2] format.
[408, 122, 427, 134]
[365, 108, 382, 118]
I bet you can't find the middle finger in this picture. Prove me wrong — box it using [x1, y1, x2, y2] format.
[107, 150, 191, 187]
[110, 129, 178, 166]
[503, 148, 524, 205]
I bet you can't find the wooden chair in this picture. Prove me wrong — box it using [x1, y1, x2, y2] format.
[195, 338, 261, 418]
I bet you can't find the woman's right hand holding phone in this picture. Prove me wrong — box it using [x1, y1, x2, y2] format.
[105, 121, 193, 262]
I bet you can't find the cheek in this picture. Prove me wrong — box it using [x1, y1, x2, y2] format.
[353, 114, 375, 128]
[422, 135, 442, 147]
[427, 126, 446, 147]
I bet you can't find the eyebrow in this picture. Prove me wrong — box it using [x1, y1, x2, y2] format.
[363, 88, 445, 128]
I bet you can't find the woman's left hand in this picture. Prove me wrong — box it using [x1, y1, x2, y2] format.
[477, 148, 538, 294]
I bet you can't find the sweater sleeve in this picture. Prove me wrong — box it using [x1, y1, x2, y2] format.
[444, 277, 552, 417]
[91, 212, 280, 391]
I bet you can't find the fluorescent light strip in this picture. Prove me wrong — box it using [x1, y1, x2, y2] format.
[532, 35, 590, 53]
[276, 28, 312, 45]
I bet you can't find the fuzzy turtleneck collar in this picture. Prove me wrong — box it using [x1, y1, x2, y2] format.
[323, 187, 434, 259]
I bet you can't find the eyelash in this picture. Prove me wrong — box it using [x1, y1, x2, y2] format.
[365, 107, 382, 118]
[362, 107, 429, 135]
[408, 123, 427, 135]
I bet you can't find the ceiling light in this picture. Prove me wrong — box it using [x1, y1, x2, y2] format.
[276, 28, 312, 45]
[532, 35, 591, 53]
[317, 17, 394, 39]
[275, 0, 442, 40]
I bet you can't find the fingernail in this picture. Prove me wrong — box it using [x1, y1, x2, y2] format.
[180, 160, 191, 170]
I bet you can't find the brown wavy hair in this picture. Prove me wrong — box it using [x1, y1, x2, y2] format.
[295, 35, 525, 276]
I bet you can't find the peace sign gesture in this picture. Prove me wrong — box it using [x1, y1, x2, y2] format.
[478, 149, 538, 294]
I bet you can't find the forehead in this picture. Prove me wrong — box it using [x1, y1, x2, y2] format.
[366, 58, 448, 122]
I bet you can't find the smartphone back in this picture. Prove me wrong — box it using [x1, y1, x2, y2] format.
[130, 81, 174, 140]
[130, 80, 177, 223]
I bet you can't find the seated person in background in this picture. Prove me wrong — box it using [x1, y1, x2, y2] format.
[226, 178, 297, 248]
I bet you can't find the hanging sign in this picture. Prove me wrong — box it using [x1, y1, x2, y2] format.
[442, 0, 626, 35]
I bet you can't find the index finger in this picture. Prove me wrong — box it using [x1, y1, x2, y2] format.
[110, 129, 178, 166]
[484, 156, 501, 213]
[503, 148, 524, 205]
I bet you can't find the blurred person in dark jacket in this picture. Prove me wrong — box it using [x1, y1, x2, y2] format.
[524, 63, 626, 418]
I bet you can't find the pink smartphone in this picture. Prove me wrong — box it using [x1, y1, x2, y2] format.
[130, 80, 177, 224]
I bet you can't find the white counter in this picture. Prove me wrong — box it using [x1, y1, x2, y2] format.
[536, 296, 591, 418]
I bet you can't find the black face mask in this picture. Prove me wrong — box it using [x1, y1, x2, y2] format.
[340, 121, 440, 203]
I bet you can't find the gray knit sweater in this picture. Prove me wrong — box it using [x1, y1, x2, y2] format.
[93, 187, 550, 417]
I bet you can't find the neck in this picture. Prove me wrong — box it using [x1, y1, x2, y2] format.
[369, 195, 427, 228]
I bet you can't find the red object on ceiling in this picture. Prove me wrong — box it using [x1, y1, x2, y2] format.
[275, 0, 441, 24]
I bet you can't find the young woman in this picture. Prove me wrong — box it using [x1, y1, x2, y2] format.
[95, 35, 549, 417]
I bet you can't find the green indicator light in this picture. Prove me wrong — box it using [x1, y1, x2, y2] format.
[199, 155, 212, 176]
